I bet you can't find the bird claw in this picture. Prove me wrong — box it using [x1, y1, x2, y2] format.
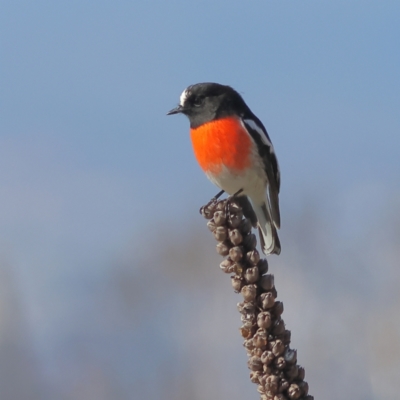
[203, 190, 225, 210]
[200, 189, 243, 219]
[199, 190, 224, 217]
[224, 189, 243, 217]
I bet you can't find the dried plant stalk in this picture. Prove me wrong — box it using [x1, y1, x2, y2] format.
[200, 198, 313, 400]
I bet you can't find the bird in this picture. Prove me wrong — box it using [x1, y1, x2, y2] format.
[167, 82, 281, 255]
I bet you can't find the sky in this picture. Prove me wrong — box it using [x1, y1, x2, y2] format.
[0, 1, 399, 399]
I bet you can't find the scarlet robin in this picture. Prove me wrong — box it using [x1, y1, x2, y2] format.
[167, 83, 281, 255]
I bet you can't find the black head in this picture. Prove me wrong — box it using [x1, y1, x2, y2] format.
[167, 82, 251, 128]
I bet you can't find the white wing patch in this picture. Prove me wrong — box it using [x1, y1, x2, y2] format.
[242, 117, 281, 187]
[243, 118, 273, 148]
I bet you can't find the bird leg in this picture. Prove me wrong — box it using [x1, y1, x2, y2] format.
[201, 189, 243, 219]
[213, 189, 225, 201]
[204, 190, 225, 208]
[232, 189, 244, 197]
[200, 190, 225, 216]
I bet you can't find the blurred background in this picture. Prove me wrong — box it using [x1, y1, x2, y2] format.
[1, 1, 399, 399]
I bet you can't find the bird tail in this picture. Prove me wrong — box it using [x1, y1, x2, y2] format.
[252, 201, 281, 255]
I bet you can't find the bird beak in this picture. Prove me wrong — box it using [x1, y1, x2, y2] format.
[167, 105, 184, 115]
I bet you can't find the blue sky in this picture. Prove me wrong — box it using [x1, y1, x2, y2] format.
[1, 0, 399, 269]
[0, 1, 399, 399]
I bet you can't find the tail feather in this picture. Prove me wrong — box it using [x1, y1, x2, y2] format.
[267, 184, 281, 229]
[253, 202, 281, 255]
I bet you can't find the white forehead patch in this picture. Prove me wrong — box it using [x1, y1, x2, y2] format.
[179, 88, 189, 106]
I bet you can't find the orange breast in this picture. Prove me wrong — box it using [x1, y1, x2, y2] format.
[190, 117, 252, 174]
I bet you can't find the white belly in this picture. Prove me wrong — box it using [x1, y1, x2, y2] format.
[206, 163, 267, 204]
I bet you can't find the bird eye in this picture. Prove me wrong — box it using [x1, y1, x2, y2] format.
[192, 96, 204, 107]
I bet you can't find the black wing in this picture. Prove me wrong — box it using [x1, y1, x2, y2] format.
[242, 116, 281, 229]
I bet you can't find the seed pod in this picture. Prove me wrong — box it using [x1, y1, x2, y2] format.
[265, 375, 279, 394]
[215, 201, 226, 211]
[279, 379, 290, 393]
[240, 325, 253, 339]
[228, 214, 241, 229]
[237, 301, 256, 315]
[257, 384, 266, 394]
[228, 212, 242, 228]
[239, 218, 252, 235]
[229, 246, 244, 262]
[201, 198, 312, 400]
[270, 286, 278, 298]
[253, 347, 264, 358]
[241, 318, 254, 330]
[242, 233, 257, 250]
[284, 348, 297, 365]
[219, 259, 235, 273]
[213, 226, 228, 242]
[253, 328, 268, 349]
[229, 229, 243, 245]
[245, 266, 259, 284]
[258, 374, 267, 387]
[281, 330, 291, 345]
[272, 319, 285, 335]
[248, 356, 263, 371]
[243, 313, 256, 323]
[286, 365, 299, 380]
[241, 313, 254, 324]
[271, 339, 285, 356]
[261, 350, 275, 365]
[297, 366, 305, 381]
[231, 276, 243, 292]
[213, 210, 226, 226]
[200, 204, 215, 219]
[260, 274, 275, 291]
[263, 365, 272, 375]
[216, 241, 230, 256]
[260, 292, 276, 309]
[241, 284, 257, 302]
[243, 338, 255, 351]
[250, 371, 262, 384]
[298, 381, 309, 396]
[207, 219, 216, 231]
[257, 311, 272, 329]
[257, 259, 269, 275]
[274, 356, 286, 370]
[233, 262, 244, 275]
[247, 249, 260, 265]
[229, 201, 243, 216]
[272, 301, 284, 316]
[287, 383, 301, 400]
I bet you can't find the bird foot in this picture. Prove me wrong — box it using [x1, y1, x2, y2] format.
[224, 189, 244, 217]
[199, 190, 225, 217]
[204, 189, 225, 209]
[200, 189, 243, 218]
